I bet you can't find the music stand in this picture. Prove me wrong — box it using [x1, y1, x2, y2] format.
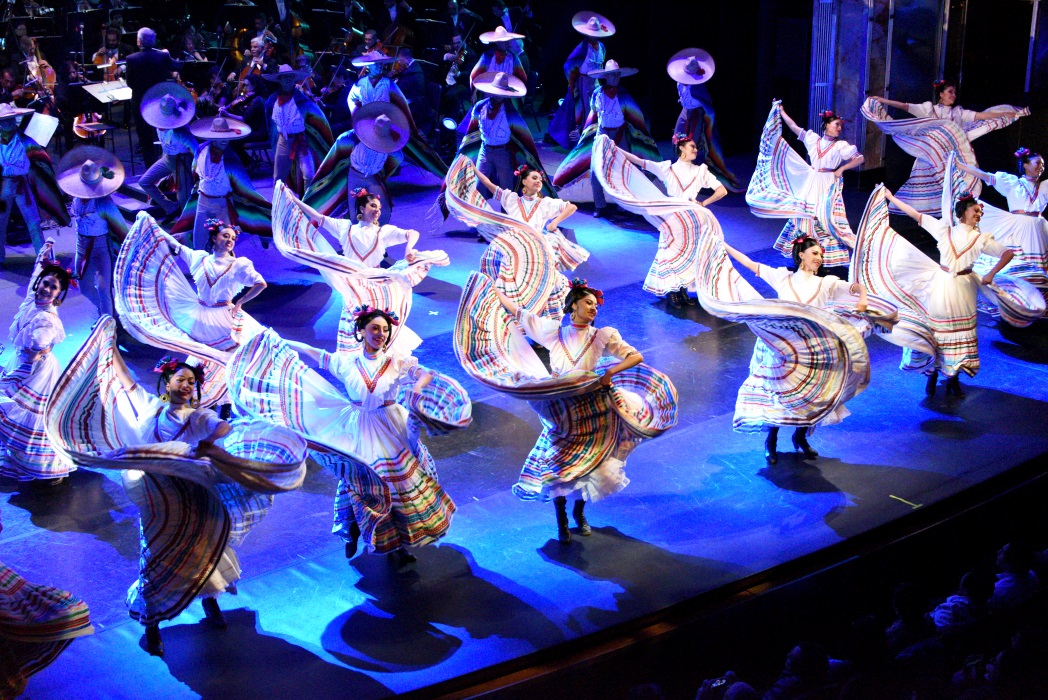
[82, 78, 136, 174]
[23, 111, 59, 148]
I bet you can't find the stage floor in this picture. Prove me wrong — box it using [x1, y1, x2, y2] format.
[4, 152, 1048, 699]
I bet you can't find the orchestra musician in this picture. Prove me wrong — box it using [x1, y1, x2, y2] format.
[351, 29, 383, 60]
[93, 28, 134, 82]
[228, 38, 275, 99]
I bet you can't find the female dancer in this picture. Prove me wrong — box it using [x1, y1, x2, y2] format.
[46, 318, 306, 658]
[882, 188, 1013, 397]
[473, 164, 586, 281]
[955, 148, 1047, 287]
[230, 309, 469, 567]
[488, 278, 670, 543]
[294, 188, 419, 268]
[616, 133, 728, 305]
[723, 237, 868, 462]
[863, 82, 1027, 214]
[872, 81, 1025, 126]
[115, 215, 266, 408]
[760, 105, 863, 267]
[0, 241, 71, 484]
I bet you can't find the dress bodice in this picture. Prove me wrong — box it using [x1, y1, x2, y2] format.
[178, 247, 264, 305]
[319, 347, 421, 410]
[517, 310, 637, 375]
[800, 130, 859, 171]
[919, 215, 1010, 274]
[757, 265, 851, 309]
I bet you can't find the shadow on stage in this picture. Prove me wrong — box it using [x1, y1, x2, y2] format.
[2, 469, 139, 558]
[321, 544, 566, 672]
[538, 526, 746, 629]
[156, 608, 392, 699]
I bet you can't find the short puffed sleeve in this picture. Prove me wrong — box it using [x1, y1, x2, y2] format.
[516, 308, 561, 348]
[599, 327, 638, 361]
[378, 225, 410, 249]
[836, 140, 859, 161]
[757, 264, 792, 294]
[979, 233, 1010, 259]
[27, 314, 62, 351]
[695, 163, 721, 191]
[905, 102, 934, 119]
[918, 214, 947, 241]
[642, 159, 672, 182]
[232, 258, 265, 288]
[391, 353, 423, 385]
[189, 408, 225, 442]
[318, 349, 353, 379]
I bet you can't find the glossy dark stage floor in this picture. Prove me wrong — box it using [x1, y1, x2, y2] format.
[4, 158, 1048, 699]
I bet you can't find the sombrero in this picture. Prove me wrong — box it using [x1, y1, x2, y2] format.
[353, 101, 410, 153]
[585, 59, 637, 79]
[474, 71, 526, 97]
[56, 145, 125, 199]
[667, 48, 715, 86]
[189, 116, 251, 140]
[0, 103, 33, 122]
[479, 26, 524, 44]
[140, 81, 195, 129]
[351, 50, 395, 68]
[262, 63, 312, 83]
[572, 11, 615, 38]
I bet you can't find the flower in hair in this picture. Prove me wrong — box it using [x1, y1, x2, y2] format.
[384, 310, 401, 325]
[205, 218, 225, 232]
[671, 132, 690, 146]
[957, 191, 975, 203]
[1015, 146, 1032, 159]
[351, 304, 373, 319]
[932, 79, 946, 88]
[569, 277, 604, 305]
[570, 277, 589, 289]
[350, 187, 369, 198]
[153, 355, 180, 374]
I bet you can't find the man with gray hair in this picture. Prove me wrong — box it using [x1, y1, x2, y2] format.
[126, 27, 182, 163]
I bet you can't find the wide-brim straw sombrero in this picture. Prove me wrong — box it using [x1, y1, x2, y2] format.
[572, 11, 615, 38]
[479, 26, 524, 44]
[353, 101, 410, 153]
[474, 70, 527, 97]
[351, 50, 396, 67]
[263, 63, 312, 83]
[585, 59, 637, 79]
[0, 103, 34, 123]
[189, 116, 251, 141]
[667, 48, 716, 86]
[140, 81, 196, 129]
[56, 145, 125, 199]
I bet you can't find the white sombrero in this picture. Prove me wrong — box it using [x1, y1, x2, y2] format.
[56, 145, 125, 199]
[0, 103, 33, 123]
[263, 63, 312, 83]
[585, 59, 637, 79]
[479, 26, 524, 44]
[140, 81, 196, 129]
[351, 50, 395, 68]
[353, 101, 410, 153]
[189, 116, 251, 140]
[474, 71, 526, 97]
[667, 48, 715, 86]
[572, 11, 615, 38]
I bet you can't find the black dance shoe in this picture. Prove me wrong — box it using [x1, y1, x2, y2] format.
[145, 624, 164, 657]
[554, 496, 571, 544]
[792, 428, 818, 459]
[765, 429, 778, 465]
[344, 521, 361, 561]
[945, 375, 966, 399]
[202, 597, 226, 628]
[572, 499, 592, 536]
[668, 291, 682, 308]
[925, 369, 939, 397]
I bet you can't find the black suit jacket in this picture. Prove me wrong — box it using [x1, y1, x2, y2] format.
[125, 48, 182, 100]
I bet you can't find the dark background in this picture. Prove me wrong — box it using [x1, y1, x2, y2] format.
[156, 0, 1048, 176]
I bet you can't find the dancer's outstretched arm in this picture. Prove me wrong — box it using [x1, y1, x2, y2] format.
[883, 189, 923, 222]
